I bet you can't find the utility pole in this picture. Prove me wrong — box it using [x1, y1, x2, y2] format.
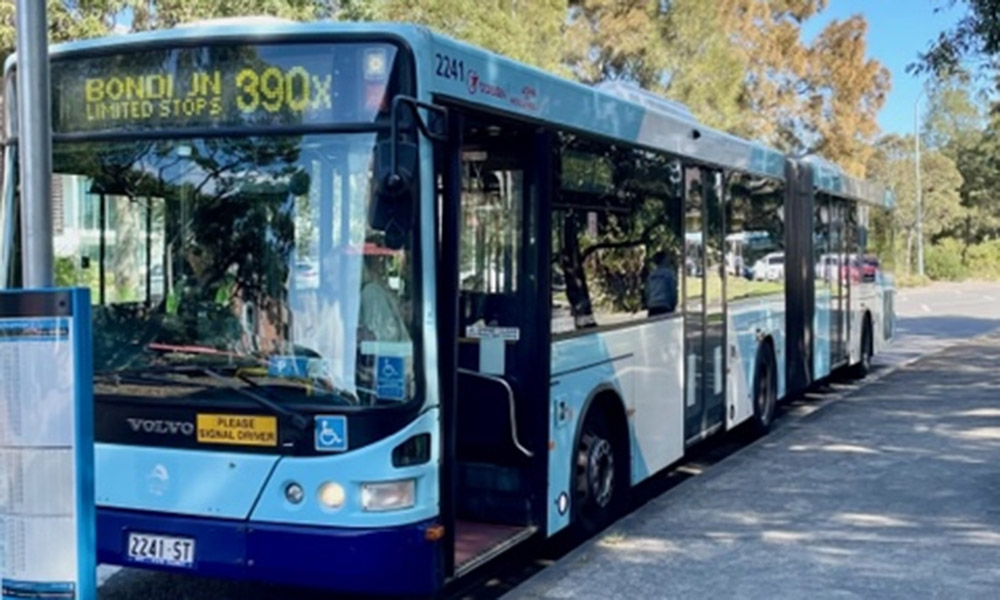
[914, 87, 925, 278]
[16, 0, 54, 288]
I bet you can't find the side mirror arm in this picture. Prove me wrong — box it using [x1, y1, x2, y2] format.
[385, 95, 448, 193]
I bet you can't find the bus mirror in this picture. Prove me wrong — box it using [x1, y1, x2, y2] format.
[372, 138, 417, 249]
[371, 96, 447, 249]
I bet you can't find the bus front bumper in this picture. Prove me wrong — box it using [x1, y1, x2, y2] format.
[98, 507, 443, 595]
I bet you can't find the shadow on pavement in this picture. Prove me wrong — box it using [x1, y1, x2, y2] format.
[508, 335, 1000, 599]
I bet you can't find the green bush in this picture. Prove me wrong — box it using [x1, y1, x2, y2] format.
[964, 239, 1000, 280]
[925, 238, 968, 281]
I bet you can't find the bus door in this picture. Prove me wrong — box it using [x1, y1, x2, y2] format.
[437, 108, 547, 577]
[830, 198, 849, 366]
[683, 166, 727, 444]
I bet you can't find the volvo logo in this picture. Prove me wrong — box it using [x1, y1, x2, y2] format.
[127, 418, 195, 436]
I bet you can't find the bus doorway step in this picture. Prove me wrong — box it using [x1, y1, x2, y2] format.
[454, 521, 537, 576]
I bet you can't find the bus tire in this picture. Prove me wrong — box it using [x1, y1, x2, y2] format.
[574, 401, 627, 536]
[849, 315, 874, 379]
[748, 343, 777, 436]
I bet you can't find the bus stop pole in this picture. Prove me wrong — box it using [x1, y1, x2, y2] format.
[16, 0, 54, 288]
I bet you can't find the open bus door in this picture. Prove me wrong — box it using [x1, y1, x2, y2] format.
[436, 107, 550, 581]
[683, 166, 728, 444]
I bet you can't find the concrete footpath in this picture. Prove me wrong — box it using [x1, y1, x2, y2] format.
[509, 334, 1000, 600]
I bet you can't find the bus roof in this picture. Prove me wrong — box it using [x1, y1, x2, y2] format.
[6, 19, 892, 202]
[804, 155, 895, 209]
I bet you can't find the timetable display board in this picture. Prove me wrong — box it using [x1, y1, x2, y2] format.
[49, 42, 401, 134]
[0, 290, 94, 600]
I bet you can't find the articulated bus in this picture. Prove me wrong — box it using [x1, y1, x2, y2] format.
[0, 18, 895, 597]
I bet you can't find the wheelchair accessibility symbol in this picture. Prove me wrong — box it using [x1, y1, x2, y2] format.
[375, 356, 405, 401]
[314, 415, 348, 452]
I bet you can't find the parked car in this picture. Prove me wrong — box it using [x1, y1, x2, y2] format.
[752, 252, 784, 281]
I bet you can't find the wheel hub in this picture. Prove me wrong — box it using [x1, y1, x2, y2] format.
[587, 438, 615, 507]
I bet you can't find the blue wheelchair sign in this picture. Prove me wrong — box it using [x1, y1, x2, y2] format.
[375, 355, 405, 401]
[314, 415, 348, 452]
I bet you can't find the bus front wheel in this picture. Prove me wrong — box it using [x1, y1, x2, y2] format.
[574, 404, 626, 535]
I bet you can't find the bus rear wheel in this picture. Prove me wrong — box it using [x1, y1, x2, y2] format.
[748, 346, 777, 436]
[849, 318, 874, 379]
[574, 406, 626, 535]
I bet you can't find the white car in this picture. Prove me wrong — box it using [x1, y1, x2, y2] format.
[752, 252, 784, 281]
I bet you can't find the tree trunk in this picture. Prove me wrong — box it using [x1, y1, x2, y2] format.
[905, 228, 914, 277]
[962, 214, 972, 266]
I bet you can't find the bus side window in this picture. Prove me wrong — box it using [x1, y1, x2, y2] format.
[553, 135, 683, 333]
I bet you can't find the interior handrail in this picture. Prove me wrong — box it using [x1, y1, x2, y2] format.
[457, 368, 534, 458]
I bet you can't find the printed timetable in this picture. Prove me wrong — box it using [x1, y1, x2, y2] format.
[0, 317, 79, 596]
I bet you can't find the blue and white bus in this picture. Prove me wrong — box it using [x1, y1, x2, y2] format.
[0, 18, 895, 597]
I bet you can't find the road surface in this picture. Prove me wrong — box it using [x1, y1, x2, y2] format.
[510, 288, 1000, 599]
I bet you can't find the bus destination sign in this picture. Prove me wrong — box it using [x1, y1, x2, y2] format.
[49, 42, 398, 134]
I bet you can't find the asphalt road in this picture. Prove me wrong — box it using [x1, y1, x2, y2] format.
[882, 281, 1000, 367]
[510, 288, 1000, 599]
[97, 282, 1000, 599]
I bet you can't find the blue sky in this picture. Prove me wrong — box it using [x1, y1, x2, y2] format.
[802, 0, 967, 136]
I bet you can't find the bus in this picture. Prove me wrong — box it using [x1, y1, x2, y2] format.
[0, 18, 895, 597]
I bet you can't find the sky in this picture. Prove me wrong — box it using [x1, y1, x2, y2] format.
[801, 0, 968, 136]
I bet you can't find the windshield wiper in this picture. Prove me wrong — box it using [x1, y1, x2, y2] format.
[147, 343, 364, 406]
[198, 366, 311, 431]
[98, 363, 313, 430]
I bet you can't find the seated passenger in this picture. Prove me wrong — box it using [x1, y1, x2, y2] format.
[646, 250, 678, 316]
[359, 251, 410, 343]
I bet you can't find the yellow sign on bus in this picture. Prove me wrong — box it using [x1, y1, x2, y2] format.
[196, 414, 278, 447]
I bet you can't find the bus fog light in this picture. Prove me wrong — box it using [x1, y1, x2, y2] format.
[284, 482, 304, 505]
[318, 482, 346, 509]
[361, 479, 415, 512]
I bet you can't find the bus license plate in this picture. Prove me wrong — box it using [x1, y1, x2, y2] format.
[127, 532, 195, 568]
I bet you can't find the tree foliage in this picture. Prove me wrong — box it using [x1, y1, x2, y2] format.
[804, 15, 890, 176]
[377, 0, 568, 75]
[920, 77, 1000, 257]
[128, 0, 320, 31]
[867, 134, 964, 274]
[658, 0, 749, 135]
[915, 0, 1000, 78]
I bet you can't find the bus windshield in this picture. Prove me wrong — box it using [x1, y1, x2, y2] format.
[43, 132, 417, 406]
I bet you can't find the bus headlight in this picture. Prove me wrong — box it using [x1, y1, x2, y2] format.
[361, 479, 415, 512]
[318, 482, 346, 509]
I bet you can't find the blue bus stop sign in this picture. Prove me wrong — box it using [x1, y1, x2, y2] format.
[0, 289, 95, 600]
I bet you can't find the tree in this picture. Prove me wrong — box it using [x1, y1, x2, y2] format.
[658, 0, 750, 135]
[720, 1, 890, 176]
[372, 0, 568, 75]
[721, 0, 824, 152]
[923, 76, 987, 153]
[127, 0, 321, 30]
[0, 1, 140, 61]
[804, 15, 891, 176]
[915, 0, 1000, 78]
[921, 76, 1000, 254]
[868, 134, 965, 274]
[563, 0, 668, 87]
